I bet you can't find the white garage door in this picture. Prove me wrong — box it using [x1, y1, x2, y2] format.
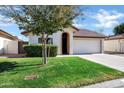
[4, 40, 18, 54]
[73, 38, 101, 54]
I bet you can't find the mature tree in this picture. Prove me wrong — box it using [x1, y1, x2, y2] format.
[0, 5, 83, 64]
[113, 23, 124, 35]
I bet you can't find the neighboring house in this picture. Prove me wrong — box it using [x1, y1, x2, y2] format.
[21, 27, 105, 54]
[0, 29, 26, 55]
[104, 34, 124, 53]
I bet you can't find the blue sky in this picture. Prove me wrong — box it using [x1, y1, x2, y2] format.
[74, 5, 124, 36]
[0, 5, 124, 41]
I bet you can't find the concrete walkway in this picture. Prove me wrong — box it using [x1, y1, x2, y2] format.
[83, 78, 124, 88]
[78, 54, 124, 72]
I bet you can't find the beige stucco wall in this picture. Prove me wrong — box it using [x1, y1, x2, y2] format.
[28, 27, 76, 54]
[28, 35, 39, 44]
[0, 37, 5, 54]
[101, 39, 104, 53]
[104, 39, 124, 53]
[122, 39, 124, 52]
[0, 37, 18, 54]
[52, 28, 74, 54]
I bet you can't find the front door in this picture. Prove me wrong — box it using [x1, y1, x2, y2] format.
[62, 33, 68, 54]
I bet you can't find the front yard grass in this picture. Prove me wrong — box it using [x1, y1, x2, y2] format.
[0, 57, 124, 88]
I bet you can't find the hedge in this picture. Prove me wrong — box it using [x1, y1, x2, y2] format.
[23, 44, 58, 57]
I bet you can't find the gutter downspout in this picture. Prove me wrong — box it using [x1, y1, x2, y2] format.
[119, 39, 122, 53]
[100, 39, 104, 53]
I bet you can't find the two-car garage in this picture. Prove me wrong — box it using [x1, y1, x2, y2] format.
[73, 29, 105, 54]
[73, 38, 101, 54]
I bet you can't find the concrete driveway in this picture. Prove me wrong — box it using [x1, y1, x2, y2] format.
[78, 54, 124, 72]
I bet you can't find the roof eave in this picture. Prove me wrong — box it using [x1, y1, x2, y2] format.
[105, 38, 124, 40]
[21, 26, 79, 36]
[74, 36, 106, 38]
[0, 30, 19, 40]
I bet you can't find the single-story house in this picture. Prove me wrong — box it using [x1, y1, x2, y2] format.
[104, 34, 124, 53]
[0, 29, 27, 55]
[21, 27, 106, 54]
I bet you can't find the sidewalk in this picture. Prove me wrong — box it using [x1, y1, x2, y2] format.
[82, 78, 124, 88]
[0, 54, 26, 58]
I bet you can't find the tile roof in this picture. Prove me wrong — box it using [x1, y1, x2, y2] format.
[74, 29, 106, 38]
[106, 34, 124, 40]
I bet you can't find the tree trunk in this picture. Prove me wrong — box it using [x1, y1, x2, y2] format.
[48, 40, 51, 57]
[41, 34, 48, 64]
[43, 39, 48, 64]
[41, 37, 44, 64]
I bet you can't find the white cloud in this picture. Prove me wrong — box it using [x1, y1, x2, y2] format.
[73, 23, 88, 28]
[18, 36, 23, 40]
[0, 15, 14, 27]
[73, 19, 88, 28]
[90, 9, 124, 29]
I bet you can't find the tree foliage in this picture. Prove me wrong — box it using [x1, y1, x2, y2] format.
[113, 23, 124, 35]
[0, 5, 82, 35]
[0, 5, 83, 64]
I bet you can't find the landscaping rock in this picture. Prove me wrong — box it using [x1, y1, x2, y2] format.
[24, 74, 39, 80]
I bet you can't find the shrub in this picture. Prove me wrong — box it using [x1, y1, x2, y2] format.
[23, 44, 58, 57]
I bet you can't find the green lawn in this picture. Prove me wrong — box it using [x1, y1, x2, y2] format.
[0, 57, 124, 88]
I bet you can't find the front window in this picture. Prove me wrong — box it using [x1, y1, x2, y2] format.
[38, 38, 53, 44]
[38, 38, 42, 44]
[47, 38, 53, 44]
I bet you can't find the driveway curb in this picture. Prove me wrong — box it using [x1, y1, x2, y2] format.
[82, 78, 124, 88]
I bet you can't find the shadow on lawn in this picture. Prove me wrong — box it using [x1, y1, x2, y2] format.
[0, 62, 17, 73]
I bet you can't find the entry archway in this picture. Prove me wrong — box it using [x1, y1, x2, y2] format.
[62, 33, 69, 54]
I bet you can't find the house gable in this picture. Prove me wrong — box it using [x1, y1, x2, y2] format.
[21, 26, 78, 36]
[0, 30, 19, 40]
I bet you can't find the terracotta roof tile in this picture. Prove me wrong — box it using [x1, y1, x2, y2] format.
[74, 29, 106, 38]
[106, 34, 124, 40]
